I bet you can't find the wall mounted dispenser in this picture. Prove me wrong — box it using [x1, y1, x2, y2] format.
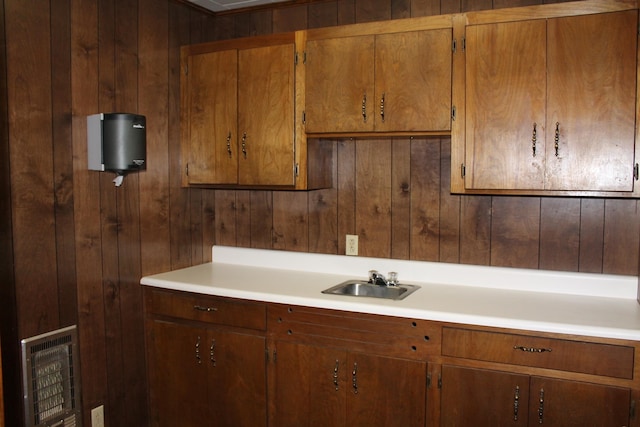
[87, 113, 146, 186]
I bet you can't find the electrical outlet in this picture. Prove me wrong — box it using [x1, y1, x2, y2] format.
[91, 405, 104, 427]
[346, 234, 358, 256]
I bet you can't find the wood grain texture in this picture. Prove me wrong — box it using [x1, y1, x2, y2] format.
[410, 138, 441, 261]
[356, 139, 392, 258]
[0, 0, 19, 423]
[70, 0, 109, 423]
[6, 0, 59, 337]
[490, 197, 541, 268]
[391, 138, 411, 259]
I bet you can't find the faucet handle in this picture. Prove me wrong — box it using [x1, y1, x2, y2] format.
[368, 270, 379, 282]
[387, 272, 399, 286]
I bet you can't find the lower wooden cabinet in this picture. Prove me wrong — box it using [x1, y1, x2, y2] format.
[440, 365, 631, 427]
[144, 289, 267, 427]
[144, 291, 639, 427]
[272, 341, 427, 427]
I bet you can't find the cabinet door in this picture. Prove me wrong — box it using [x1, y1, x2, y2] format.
[305, 36, 375, 133]
[464, 20, 547, 190]
[375, 29, 452, 132]
[346, 353, 427, 427]
[273, 341, 347, 427]
[545, 10, 637, 191]
[238, 43, 295, 186]
[185, 49, 238, 184]
[528, 377, 630, 427]
[441, 366, 530, 426]
[147, 321, 209, 427]
[209, 330, 267, 427]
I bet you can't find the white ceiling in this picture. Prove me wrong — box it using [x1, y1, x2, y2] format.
[186, 0, 291, 12]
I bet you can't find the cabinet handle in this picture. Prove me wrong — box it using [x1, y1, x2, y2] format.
[538, 388, 545, 424]
[362, 94, 367, 123]
[513, 345, 552, 353]
[195, 336, 201, 364]
[513, 385, 520, 421]
[226, 132, 232, 158]
[554, 122, 560, 157]
[531, 123, 537, 157]
[333, 360, 339, 391]
[380, 93, 385, 123]
[352, 362, 358, 394]
[193, 305, 218, 313]
[210, 339, 216, 367]
[241, 132, 247, 158]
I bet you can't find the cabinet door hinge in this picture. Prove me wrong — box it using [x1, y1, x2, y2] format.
[631, 399, 636, 419]
[294, 163, 300, 177]
[451, 105, 456, 121]
[185, 163, 189, 176]
[302, 110, 306, 125]
[634, 163, 638, 181]
[183, 64, 188, 75]
[426, 373, 431, 388]
[437, 373, 442, 389]
[452, 38, 457, 53]
[461, 163, 466, 178]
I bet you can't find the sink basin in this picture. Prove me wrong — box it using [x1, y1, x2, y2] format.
[322, 280, 420, 300]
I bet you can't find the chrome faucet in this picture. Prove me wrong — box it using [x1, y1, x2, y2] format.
[368, 270, 399, 287]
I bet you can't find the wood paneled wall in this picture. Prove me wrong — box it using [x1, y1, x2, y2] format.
[1, 0, 638, 426]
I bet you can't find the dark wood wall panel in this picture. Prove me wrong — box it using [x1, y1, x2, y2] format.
[391, 139, 411, 259]
[6, 0, 59, 337]
[70, 0, 108, 424]
[410, 139, 441, 261]
[0, 0, 20, 423]
[51, 0, 78, 329]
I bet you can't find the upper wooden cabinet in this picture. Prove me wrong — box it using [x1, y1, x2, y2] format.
[304, 28, 452, 134]
[180, 33, 333, 190]
[452, 5, 639, 196]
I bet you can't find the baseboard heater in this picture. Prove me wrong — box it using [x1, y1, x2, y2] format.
[21, 325, 82, 427]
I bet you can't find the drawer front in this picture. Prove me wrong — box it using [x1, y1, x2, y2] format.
[268, 304, 441, 360]
[442, 327, 634, 379]
[146, 288, 266, 330]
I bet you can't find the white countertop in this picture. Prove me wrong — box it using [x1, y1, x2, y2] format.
[141, 246, 640, 341]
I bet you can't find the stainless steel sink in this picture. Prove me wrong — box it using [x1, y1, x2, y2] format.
[322, 280, 420, 300]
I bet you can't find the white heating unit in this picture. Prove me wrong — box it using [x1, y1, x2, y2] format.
[21, 325, 82, 427]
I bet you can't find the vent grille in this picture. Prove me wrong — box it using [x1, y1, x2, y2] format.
[21, 325, 82, 427]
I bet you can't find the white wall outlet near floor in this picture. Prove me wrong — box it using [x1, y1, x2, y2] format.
[91, 405, 105, 427]
[346, 234, 358, 256]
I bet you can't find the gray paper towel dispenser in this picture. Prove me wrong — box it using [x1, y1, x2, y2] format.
[87, 113, 146, 179]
